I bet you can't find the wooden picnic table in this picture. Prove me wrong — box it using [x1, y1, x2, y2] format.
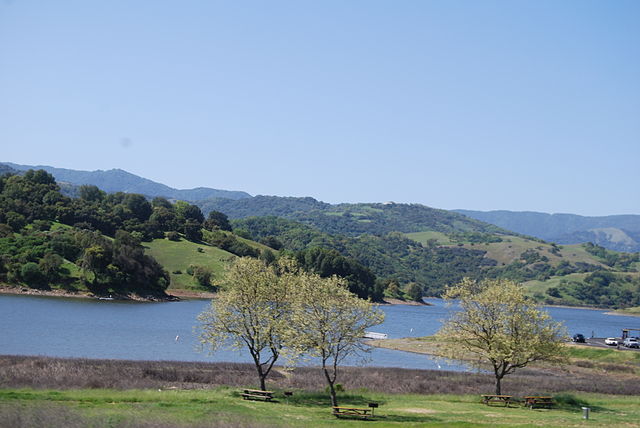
[481, 394, 512, 406]
[241, 389, 274, 401]
[524, 396, 554, 409]
[332, 406, 372, 419]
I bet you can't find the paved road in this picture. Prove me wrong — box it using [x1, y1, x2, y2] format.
[572, 337, 640, 351]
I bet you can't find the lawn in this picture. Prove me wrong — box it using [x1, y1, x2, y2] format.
[3, 355, 640, 427]
[1, 387, 638, 427]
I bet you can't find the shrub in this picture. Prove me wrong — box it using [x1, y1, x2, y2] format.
[20, 262, 46, 288]
[553, 393, 589, 409]
[188, 264, 213, 288]
[166, 231, 180, 241]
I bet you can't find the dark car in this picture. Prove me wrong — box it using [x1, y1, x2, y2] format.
[572, 334, 586, 343]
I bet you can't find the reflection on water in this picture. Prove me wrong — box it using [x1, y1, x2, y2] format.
[1, 294, 638, 371]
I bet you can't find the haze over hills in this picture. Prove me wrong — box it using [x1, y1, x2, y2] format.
[0, 163, 19, 176]
[456, 210, 640, 253]
[1, 162, 251, 202]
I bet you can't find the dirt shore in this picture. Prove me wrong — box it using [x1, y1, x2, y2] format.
[0, 284, 180, 302]
[0, 284, 430, 305]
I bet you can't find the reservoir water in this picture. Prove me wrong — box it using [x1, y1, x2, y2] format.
[1, 294, 639, 371]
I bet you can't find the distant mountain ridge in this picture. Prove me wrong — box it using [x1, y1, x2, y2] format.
[456, 210, 640, 252]
[1, 162, 251, 201]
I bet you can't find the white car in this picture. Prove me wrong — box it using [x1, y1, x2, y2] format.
[604, 337, 619, 346]
[623, 338, 640, 348]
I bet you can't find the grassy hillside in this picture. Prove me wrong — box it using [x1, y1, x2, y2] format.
[456, 209, 640, 253]
[144, 238, 235, 291]
[404, 231, 453, 245]
[144, 230, 275, 292]
[407, 231, 608, 268]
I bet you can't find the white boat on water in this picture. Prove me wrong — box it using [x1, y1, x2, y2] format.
[363, 331, 388, 340]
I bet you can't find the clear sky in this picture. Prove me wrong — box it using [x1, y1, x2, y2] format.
[1, 1, 638, 216]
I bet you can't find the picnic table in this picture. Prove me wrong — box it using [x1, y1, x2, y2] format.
[332, 406, 373, 419]
[524, 396, 554, 409]
[481, 394, 513, 406]
[241, 389, 274, 401]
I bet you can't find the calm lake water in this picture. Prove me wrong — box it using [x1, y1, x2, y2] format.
[2, 294, 639, 371]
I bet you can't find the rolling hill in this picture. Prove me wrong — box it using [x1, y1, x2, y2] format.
[3, 163, 639, 309]
[1, 162, 251, 201]
[201, 196, 509, 237]
[456, 209, 640, 252]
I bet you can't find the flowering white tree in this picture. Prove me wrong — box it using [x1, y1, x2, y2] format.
[197, 257, 297, 391]
[435, 278, 567, 395]
[290, 274, 384, 407]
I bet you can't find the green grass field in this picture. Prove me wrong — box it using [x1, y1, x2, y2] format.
[144, 238, 235, 290]
[523, 273, 589, 296]
[1, 387, 638, 427]
[405, 231, 452, 245]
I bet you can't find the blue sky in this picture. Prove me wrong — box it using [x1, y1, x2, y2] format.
[1, 1, 638, 216]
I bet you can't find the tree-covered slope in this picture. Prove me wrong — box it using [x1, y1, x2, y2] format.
[234, 215, 640, 308]
[1, 162, 251, 201]
[202, 196, 509, 237]
[0, 169, 382, 301]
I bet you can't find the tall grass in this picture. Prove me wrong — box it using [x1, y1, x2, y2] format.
[2, 355, 639, 396]
[0, 402, 269, 428]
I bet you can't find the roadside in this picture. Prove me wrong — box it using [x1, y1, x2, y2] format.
[369, 335, 640, 380]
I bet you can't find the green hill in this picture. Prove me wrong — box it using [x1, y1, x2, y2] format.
[2, 167, 639, 309]
[144, 230, 274, 291]
[200, 197, 508, 237]
[144, 238, 235, 291]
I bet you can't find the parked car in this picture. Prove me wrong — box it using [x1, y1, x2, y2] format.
[623, 338, 639, 348]
[572, 334, 586, 343]
[604, 337, 619, 346]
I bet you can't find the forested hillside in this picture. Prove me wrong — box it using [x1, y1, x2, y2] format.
[234, 214, 640, 308]
[201, 196, 508, 236]
[2, 168, 639, 309]
[0, 170, 381, 301]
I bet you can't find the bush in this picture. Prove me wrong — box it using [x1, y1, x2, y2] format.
[194, 267, 213, 288]
[553, 393, 589, 409]
[188, 264, 213, 288]
[20, 262, 46, 288]
[406, 282, 424, 302]
[166, 231, 181, 241]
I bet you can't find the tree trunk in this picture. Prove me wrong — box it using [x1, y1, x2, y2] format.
[495, 375, 502, 395]
[323, 367, 338, 407]
[259, 375, 266, 392]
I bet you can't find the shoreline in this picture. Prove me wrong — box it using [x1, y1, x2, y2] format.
[0, 284, 429, 306]
[605, 310, 640, 317]
[0, 284, 182, 302]
[1, 284, 634, 313]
